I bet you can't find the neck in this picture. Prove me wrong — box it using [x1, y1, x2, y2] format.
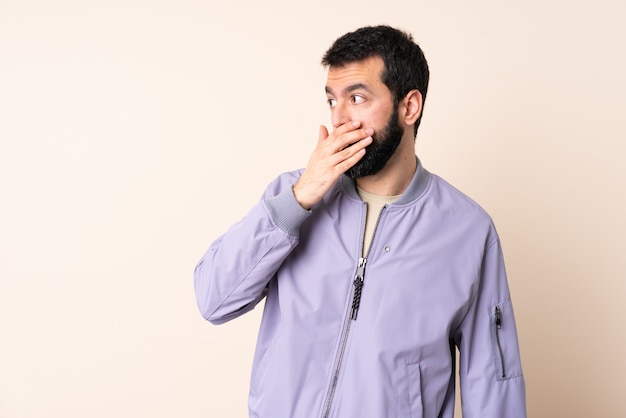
[355, 133, 417, 196]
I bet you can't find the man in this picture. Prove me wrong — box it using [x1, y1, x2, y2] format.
[195, 25, 526, 417]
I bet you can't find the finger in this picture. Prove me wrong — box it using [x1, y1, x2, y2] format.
[329, 128, 374, 153]
[330, 135, 372, 165]
[336, 147, 367, 173]
[327, 120, 361, 141]
[318, 125, 329, 143]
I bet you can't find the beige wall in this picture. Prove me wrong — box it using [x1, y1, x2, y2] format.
[1, 1, 625, 417]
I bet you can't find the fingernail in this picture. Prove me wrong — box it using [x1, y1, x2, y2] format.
[352, 121, 360, 127]
[365, 128, 374, 135]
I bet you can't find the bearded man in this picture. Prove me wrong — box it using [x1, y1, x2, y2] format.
[194, 25, 527, 418]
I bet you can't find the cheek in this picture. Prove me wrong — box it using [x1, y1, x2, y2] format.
[364, 107, 393, 132]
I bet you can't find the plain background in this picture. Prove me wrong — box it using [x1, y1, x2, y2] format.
[1, 0, 625, 417]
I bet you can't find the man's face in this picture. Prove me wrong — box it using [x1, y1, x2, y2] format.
[325, 56, 405, 179]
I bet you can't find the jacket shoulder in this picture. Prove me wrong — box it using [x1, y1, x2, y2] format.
[426, 173, 499, 238]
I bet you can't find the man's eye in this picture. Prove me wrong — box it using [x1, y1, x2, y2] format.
[352, 95, 365, 104]
[327, 98, 337, 108]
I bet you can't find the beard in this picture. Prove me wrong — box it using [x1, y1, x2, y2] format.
[346, 106, 404, 179]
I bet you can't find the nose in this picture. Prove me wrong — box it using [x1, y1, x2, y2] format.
[331, 101, 351, 129]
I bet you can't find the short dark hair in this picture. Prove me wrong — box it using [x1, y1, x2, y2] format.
[321, 25, 429, 136]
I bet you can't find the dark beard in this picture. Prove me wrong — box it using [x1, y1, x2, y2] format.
[346, 107, 404, 179]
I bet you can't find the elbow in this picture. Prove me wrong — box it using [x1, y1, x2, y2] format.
[193, 256, 267, 325]
[195, 290, 230, 325]
[194, 259, 222, 324]
[198, 305, 227, 325]
[193, 259, 242, 325]
[196, 299, 252, 325]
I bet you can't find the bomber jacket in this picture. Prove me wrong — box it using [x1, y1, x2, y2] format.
[194, 159, 527, 418]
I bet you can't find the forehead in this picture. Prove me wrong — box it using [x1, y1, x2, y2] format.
[325, 56, 387, 94]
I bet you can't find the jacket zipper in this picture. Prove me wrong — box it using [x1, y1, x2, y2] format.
[321, 291, 353, 417]
[320, 205, 385, 417]
[350, 258, 367, 320]
[350, 203, 385, 322]
[321, 258, 366, 418]
[494, 306, 506, 379]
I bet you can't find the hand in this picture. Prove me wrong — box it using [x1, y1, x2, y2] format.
[293, 121, 373, 210]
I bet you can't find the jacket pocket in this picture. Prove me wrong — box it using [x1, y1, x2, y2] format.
[490, 301, 523, 381]
[406, 362, 424, 418]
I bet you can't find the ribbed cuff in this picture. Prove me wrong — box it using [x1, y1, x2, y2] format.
[264, 187, 311, 237]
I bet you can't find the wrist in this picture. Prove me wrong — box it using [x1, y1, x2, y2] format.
[292, 183, 314, 211]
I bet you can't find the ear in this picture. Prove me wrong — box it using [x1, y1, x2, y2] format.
[399, 89, 423, 127]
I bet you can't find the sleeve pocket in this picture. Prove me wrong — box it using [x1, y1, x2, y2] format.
[490, 301, 524, 381]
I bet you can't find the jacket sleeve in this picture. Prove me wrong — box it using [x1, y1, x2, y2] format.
[455, 234, 527, 417]
[194, 172, 311, 324]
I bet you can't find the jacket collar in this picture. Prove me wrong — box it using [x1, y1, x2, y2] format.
[340, 156, 431, 205]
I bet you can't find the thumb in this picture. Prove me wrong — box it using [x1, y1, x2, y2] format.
[318, 125, 329, 142]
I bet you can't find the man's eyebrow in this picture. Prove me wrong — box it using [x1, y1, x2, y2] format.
[325, 83, 373, 96]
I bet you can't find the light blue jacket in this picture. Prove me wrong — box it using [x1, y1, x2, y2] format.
[195, 160, 526, 417]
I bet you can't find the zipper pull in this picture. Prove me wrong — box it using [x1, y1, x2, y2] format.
[495, 306, 502, 329]
[350, 258, 367, 320]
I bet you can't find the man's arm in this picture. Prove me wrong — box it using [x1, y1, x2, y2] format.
[455, 236, 527, 417]
[194, 121, 372, 324]
[193, 172, 308, 324]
